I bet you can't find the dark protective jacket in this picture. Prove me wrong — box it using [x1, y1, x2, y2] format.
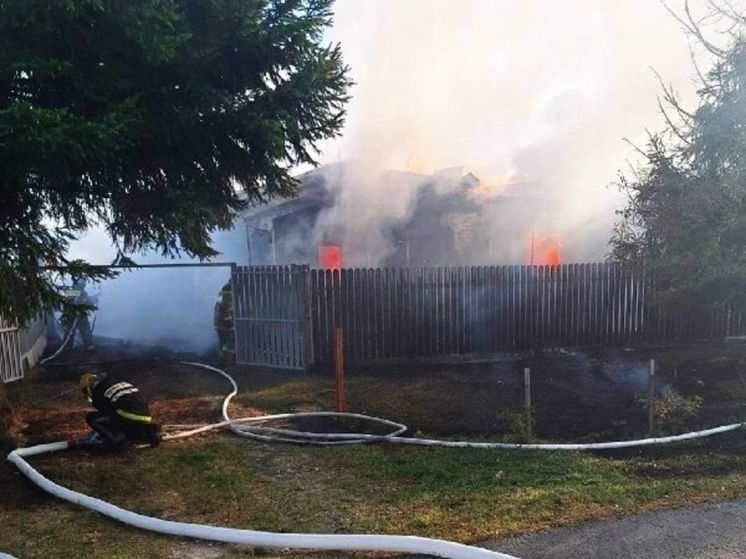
[213, 282, 234, 330]
[91, 376, 151, 423]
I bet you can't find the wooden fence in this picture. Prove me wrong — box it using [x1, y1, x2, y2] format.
[309, 263, 746, 365]
[232, 264, 746, 369]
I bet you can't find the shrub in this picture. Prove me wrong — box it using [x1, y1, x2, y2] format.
[638, 388, 703, 434]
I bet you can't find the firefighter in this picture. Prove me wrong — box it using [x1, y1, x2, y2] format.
[78, 372, 161, 450]
[61, 278, 96, 351]
[213, 281, 235, 363]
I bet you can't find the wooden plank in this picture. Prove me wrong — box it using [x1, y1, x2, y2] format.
[549, 265, 557, 345]
[605, 262, 613, 345]
[359, 268, 369, 360]
[503, 266, 514, 349]
[598, 263, 607, 345]
[571, 264, 580, 345]
[371, 267, 379, 359]
[469, 266, 476, 353]
[436, 267, 444, 355]
[394, 268, 403, 358]
[428, 267, 436, 356]
[252, 268, 264, 365]
[239, 268, 250, 365]
[324, 269, 334, 364]
[481, 266, 488, 353]
[485, 266, 493, 352]
[470, 266, 478, 353]
[376, 268, 385, 358]
[631, 268, 641, 344]
[274, 268, 284, 368]
[253, 268, 263, 364]
[608, 264, 627, 345]
[475, 266, 481, 352]
[350, 268, 361, 362]
[260, 267, 271, 365]
[430, 267, 438, 356]
[312, 269, 323, 364]
[537, 265, 544, 345]
[520, 265, 528, 348]
[588, 263, 596, 346]
[384, 268, 392, 358]
[454, 266, 461, 354]
[438, 267, 445, 355]
[274, 267, 284, 366]
[526, 264, 533, 348]
[594, 263, 602, 345]
[444, 267, 452, 353]
[463, 266, 471, 353]
[402, 267, 411, 358]
[459, 266, 465, 353]
[584, 263, 592, 345]
[497, 266, 506, 349]
[386, 267, 394, 358]
[340, 268, 349, 362]
[282, 268, 291, 367]
[582, 262, 590, 345]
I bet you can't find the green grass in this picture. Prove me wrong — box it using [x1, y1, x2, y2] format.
[2, 432, 745, 558]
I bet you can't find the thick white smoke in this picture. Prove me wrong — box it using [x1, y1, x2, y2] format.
[65, 226, 244, 353]
[313, 0, 714, 263]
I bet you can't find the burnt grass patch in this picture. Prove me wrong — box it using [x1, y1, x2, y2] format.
[11, 341, 746, 447]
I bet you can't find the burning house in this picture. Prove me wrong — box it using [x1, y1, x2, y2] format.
[241, 163, 597, 268]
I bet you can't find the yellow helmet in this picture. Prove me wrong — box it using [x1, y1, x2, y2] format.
[79, 372, 97, 398]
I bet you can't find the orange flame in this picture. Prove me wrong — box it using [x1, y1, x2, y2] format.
[526, 234, 561, 266]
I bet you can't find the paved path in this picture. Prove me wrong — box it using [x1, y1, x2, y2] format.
[483, 500, 746, 559]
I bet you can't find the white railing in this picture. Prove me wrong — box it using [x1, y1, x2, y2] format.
[19, 315, 47, 371]
[0, 318, 23, 384]
[1, 315, 47, 383]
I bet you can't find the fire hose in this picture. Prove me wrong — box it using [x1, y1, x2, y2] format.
[38, 318, 78, 366]
[6, 361, 746, 559]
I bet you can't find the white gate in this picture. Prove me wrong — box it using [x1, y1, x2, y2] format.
[232, 266, 310, 370]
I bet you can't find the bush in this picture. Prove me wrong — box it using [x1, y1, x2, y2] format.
[638, 388, 703, 434]
[496, 409, 534, 442]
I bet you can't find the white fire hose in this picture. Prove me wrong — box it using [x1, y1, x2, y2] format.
[38, 318, 78, 366]
[5, 361, 746, 559]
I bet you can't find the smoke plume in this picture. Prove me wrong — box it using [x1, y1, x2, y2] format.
[311, 0, 712, 264]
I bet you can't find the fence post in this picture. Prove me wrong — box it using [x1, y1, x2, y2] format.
[334, 328, 345, 413]
[524, 367, 532, 442]
[648, 358, 656, 435]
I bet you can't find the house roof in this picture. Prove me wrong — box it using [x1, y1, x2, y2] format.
[242, 166, 336, 229]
